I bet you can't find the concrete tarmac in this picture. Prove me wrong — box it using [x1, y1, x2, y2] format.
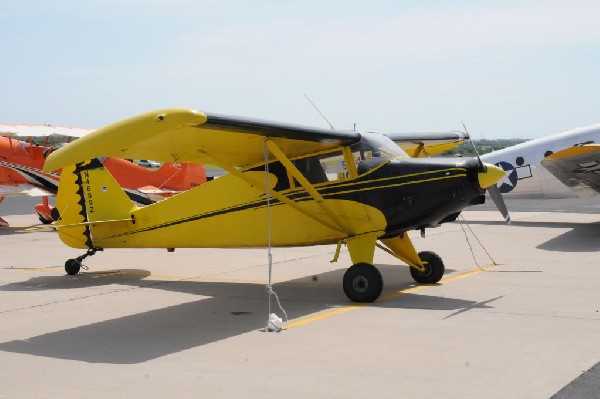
[1, 196, 600, 398]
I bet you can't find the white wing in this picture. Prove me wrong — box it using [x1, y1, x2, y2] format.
[0, 184, 54, 197]
[0, 124, 95, 138]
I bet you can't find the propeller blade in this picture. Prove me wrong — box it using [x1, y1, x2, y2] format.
[461, 122, 486, 172]
[487, 184, 511, 224]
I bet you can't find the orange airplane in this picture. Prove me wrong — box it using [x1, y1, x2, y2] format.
[0, 124, 207, 226]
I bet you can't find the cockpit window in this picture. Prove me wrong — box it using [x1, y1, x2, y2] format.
[269, 133, 409, 187]
[355, 133, 408, 159]
[299, 133, 410, 181]
[350, 133, 409, 175]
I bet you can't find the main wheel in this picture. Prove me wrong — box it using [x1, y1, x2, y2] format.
[65, 259, 81, 275]
[410, 251, 444, 284]
[343, 263, 383, 303]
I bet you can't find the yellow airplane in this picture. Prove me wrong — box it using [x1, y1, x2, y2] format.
[43, 108, 504, 303]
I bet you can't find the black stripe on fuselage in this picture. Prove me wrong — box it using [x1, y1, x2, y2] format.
[104, 167, 468, 239]
[287, 167, 466, 201]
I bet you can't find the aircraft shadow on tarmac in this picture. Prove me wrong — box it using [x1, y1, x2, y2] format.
[461, 220, 600, 252]
[0, 264, 497, 364]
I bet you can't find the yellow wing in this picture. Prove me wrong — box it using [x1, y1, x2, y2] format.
[44, 108, 361, 172]
[385, 131, 468, 157]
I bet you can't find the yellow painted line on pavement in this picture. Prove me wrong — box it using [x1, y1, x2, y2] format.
[287, 264, 497, 329]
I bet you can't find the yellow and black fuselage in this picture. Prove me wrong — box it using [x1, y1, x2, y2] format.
[54, 153, 489, 251]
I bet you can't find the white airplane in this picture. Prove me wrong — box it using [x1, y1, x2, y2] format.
[478, 123, 600, 222]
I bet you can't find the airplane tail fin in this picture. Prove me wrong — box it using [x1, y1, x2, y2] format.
[153, 162, 207, 190]
[54, 159, 138, 249]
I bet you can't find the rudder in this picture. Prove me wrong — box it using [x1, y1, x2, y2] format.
[55, 159, 138, 249]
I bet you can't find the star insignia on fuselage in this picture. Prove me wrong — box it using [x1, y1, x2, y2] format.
[495, 161, 518, 193]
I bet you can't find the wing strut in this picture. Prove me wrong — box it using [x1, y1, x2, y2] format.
[266, 140, 351, 234]
[198, 150, 346, 233]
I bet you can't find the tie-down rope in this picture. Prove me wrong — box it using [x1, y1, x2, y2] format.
[457, 214, 499, 269]
[263, 139, 288, 332]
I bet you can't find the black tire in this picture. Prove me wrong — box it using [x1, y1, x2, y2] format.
[410, 251, 444, 284]
[65, 259, 81, 275]
[50, 207, 61, 221]
[343, 263, 383, 303]
[38, 215, 53, 225]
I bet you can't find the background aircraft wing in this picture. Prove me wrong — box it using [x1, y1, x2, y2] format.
[0, 184, 53, 197]
[384, 131, 468, 157]
[137, 186, 180, 195]
[0, 124, 95, 138]
[541, 144, 600, 197]
[44, 108, 362, 171]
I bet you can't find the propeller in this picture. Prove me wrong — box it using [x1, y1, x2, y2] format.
[462, 122, 511, 224]
[488, 184, 511, 224]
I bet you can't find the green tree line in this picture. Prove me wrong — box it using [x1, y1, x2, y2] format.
[444, 138, 528, 156]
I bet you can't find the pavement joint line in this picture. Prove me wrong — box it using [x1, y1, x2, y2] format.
[286, 263, 497, 329]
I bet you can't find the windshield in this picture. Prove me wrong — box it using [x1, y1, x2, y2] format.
[352, 133, 409, 169]
[266, 133, 409, 186]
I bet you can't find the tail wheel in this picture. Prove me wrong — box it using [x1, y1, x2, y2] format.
[65, 259, 81, 275]
[410, 251, 445, 284]
[343, 263, 383, 303]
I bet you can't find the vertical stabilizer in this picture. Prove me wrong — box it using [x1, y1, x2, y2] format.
[54, 159, 138, 249]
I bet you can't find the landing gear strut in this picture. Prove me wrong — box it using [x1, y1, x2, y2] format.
[410, 251, 445, 284]
[64, 248, 103, 275]
[343, 263, 383, 303]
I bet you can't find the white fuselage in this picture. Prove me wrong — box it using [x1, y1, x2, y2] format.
[480, 124, 600, 198]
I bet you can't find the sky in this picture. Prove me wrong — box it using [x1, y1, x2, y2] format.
[1, 0, 600, 138]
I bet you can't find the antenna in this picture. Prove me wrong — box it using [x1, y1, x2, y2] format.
[304, 95, 335, 129]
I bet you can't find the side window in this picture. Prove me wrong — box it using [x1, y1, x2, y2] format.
[319, 151, 345, 181]
[319, 150, 360, 182]
[292, 150, 357, 184]
[292, 157, 328, 184]
[326, 150, 362, 180]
